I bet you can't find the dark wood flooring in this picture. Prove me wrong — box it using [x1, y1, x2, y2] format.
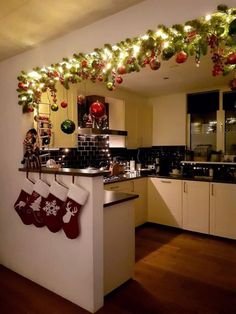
[1, 223, 236, 314]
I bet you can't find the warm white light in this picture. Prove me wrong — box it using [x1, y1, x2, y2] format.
[28, 71, 41, 79]
[58, 66, 63, 73]
[205, 14, 211, 21]
[21, 96, 27, 101]
[133, 45, 140, 56]
[112, 45, 119, 51]
[39, 83, 45, 88]
[184, 25, 192, 32]
[163, 41, 170, 48]
[66, 63, 72, 69]
[27, 90, 34, 94]
[141, 34, 149, 40]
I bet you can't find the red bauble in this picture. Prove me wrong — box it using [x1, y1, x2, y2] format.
[60, 100, 68, 108]
[27, 106, 34, 113]
[176, 51, 188, 63]
[149, 57, 161, 70]
[97, 75, 103, 82]
[18, 82, 24, 89]
[116, 76, 123, 84]
[53, 71, 59, 77]
[227, 52, 236, 65]
[117, 66, 126, 75]
[81, 60, 88, 68]
[230, 78, 236, 90]
[90, 101, 106, 118]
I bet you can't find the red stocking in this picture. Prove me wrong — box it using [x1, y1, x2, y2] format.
[62, 183, 89, 239]
[23, 179, 49, 227]
[41, 180, 68, 233]
[14, 178, 34, 224]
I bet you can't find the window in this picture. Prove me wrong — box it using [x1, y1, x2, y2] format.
[223, 91, 236, 155]
[187, 91, 219, 152]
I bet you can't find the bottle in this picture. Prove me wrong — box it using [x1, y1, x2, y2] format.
[209, 168, 214, 178]
[130, 159, 135, 172]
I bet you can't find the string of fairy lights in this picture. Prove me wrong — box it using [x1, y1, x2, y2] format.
[17, 4, 236, 113]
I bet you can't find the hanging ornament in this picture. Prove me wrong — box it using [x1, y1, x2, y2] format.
[226, 52, 236, 65]
[106, 81, 114, 91]
[229, 19, 236, 36]
[51, 103, 59, 111]
[81, 60, 88, 68]
[176, 51, 188, 63]
[61, 119, 76, 134]
[60, 100, 68, 108]
[116, 76, 123, 84]
[18, 82, 27, 90]
[89, 101, 106, 118]
[162, 46, 175, 60]
[77, 94, 85, 105]
[149, 57, 161, 70]
[27, 106, 34, 113]
[97, 75, 103, 82]
[117, 65, 126, 75]
[230, 78, 236, 91]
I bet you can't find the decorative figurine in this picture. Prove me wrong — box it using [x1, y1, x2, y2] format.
[21, 128, 41, 169]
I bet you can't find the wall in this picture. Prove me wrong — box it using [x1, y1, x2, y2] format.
[150, 93, 187, 146]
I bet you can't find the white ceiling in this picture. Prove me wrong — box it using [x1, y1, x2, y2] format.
[1, 0, 235, 96]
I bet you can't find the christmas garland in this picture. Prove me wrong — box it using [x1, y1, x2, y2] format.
[17, 4, 236, 113]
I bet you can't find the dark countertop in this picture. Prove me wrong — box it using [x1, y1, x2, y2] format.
[19, 167, 106, 177]
[104, 172, 236, 185]
[104, 190, 139, 208]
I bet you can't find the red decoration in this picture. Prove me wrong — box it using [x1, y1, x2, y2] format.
[176, 51, 188, 63]
[60, 100, 68, 108]
[90, 101, 106, 118]
[18, 82, 26, 89]
[117, 65, 126, 75]
[81, 60, 88, 68]
[149, 57, 161, 70]
[226, 52, 236, 65]
[230, 78, 236, 90]
[97, 75, 103, 82]
[116, 76, 123, 84]
[27, 107, 34, 113]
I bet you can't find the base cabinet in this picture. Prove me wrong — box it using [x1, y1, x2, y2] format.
[147, 178, 182, 228]
[104, 178, 147, 227]
[210, 183, 236, 240]
[182, 181, 210, 234]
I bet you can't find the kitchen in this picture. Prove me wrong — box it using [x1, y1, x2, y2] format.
[1, 0, 236, 313]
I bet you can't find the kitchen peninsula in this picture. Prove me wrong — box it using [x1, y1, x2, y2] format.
[18, 167, 138, 313]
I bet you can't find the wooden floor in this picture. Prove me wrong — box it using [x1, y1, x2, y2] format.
[1, 223, 236, 314]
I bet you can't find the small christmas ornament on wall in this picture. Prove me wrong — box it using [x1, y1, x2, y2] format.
[60, 89, 76, 135]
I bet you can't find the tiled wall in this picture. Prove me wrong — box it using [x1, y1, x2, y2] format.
[44, 135, 111, 168]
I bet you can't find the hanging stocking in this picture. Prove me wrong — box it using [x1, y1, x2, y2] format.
[23, 179, 49, 227]
[41, 180, 68, 233]
[14, 178, 34, 224]
[31, 179, 49, 227]
[62, 183, 89, 239]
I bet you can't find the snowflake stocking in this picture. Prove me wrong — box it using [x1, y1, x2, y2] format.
[62, 183, 89, 239]
[23, 179, 50, 227]
[41, 180, 68, 233]
[14, 178, 34, 224]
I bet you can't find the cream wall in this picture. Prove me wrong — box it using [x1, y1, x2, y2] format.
[150, 93, 187, 146]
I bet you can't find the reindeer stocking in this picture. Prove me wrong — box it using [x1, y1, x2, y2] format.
[62, 183, 89, 239]
[14, 178, 34, 224]
[23, 179, 49, 227]
[41, 180, 68, 233]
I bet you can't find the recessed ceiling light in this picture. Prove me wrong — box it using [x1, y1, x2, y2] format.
[163, 77, 169, 80]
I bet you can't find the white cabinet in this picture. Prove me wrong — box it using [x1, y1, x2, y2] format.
[104, 178, 147, 227]
[147, 178, 182, 228]
[182, 181, 210, 234]
[133, 178, 147, 227]
[210, 183, 236, 240]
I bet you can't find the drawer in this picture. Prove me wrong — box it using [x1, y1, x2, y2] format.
[104, 180, 134, 193]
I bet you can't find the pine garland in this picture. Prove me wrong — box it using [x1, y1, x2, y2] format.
[17, 5, 236, 113]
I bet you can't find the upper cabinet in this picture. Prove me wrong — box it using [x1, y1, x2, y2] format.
[150, 93, 186, 146]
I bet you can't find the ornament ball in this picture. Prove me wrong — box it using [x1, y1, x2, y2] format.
[90, 101, 106, 118]
[176, 51, 188, 63]
[51, 103, 59, 111]
[116, 76, 123, 84]
[227, 52, 236, 65]
[60, 100, 68, 108]
[107, 82, 114, 91]
[149, 57, 161, 70]
[117, 66, 126, 75]
[61, 119, 76, 134]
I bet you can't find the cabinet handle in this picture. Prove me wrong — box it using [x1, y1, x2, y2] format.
[161, 180, 171, 183]
[211, 184, 214, 196]
[183, 182, 187, 193]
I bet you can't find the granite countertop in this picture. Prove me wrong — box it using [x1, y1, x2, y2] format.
[104, 190, 139, 207]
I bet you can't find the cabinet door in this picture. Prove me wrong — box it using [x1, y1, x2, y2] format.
[210, 183, 236, 240]
[104, 180, 134, 193]
[148, 178, 182, 228]
[133, 178, 147, 227]
[183, 181, 209, 234]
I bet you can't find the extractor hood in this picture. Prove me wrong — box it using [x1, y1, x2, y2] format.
[77, 128, 127, 136]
